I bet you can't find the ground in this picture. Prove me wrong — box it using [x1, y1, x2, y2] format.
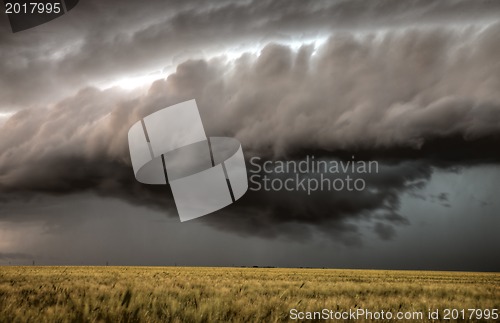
[0, 266, 498, 322]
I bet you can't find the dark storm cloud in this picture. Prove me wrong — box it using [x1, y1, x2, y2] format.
[1, 0, 499, 109]
[202, 159, 429, 245]
[1, 21, 500, 243]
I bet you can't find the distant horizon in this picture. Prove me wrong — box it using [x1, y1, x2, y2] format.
[1, 263, 498, 274]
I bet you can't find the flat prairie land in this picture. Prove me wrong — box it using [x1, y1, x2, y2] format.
[0, 266, 498, 322]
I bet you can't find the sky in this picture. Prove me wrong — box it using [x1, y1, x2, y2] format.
[0, 0, 499, 271]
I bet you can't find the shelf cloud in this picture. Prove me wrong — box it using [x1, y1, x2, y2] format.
[1, 21, 500, 243]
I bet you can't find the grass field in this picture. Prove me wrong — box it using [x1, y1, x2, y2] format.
[0, 266, 498, 322]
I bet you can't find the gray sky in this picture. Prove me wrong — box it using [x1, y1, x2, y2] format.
[0, 0, 499, 270]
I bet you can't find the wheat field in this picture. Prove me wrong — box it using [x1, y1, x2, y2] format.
[0, 266, 498, 322]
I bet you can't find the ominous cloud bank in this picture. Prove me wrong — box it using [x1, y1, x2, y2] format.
[1, 20, 500, 243]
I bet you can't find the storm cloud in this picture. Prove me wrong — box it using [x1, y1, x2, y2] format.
[1, 20, 500, 243]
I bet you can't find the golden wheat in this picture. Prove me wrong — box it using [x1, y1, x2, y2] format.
[0, 266, 498, 322]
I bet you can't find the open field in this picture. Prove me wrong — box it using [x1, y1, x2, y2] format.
[0, 267, 498, 322]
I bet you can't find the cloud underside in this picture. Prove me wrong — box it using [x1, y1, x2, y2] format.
[1, 22, 500, 244]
